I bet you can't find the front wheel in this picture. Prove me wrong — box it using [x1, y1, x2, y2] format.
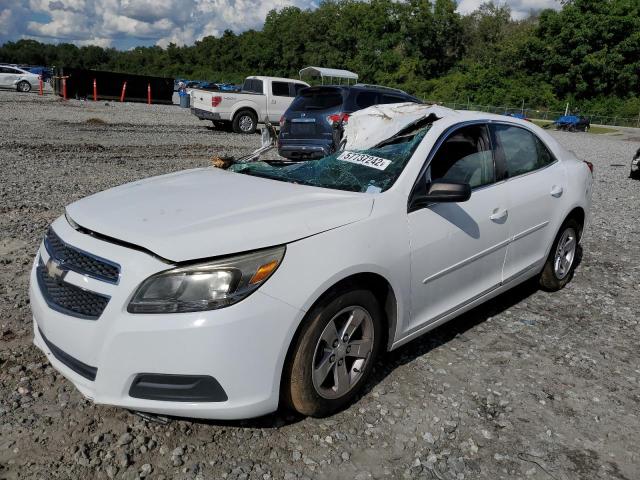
[539, 218, 581, 291]
[283, 288, 383, 417]
[17, 81, 31, 92]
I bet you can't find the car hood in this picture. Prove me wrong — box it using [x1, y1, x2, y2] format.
[66, 167, 374, 262]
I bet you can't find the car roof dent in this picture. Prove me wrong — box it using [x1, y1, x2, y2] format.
[344, 103, 455, 150]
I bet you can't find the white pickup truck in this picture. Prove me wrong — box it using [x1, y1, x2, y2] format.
[190, 76, 309, 134]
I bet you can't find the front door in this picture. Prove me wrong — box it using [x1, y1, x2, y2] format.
[407, 123, 510, 331]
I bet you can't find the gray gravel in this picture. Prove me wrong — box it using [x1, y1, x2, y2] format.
[1, 90, 639, 480]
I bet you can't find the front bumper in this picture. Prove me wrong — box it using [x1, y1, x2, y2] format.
[30, 216, 304, 420]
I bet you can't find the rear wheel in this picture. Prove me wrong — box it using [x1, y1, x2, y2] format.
[539, 218, 581, 291]
[283, 288, 383, 417]
[232, 110, 257, 134]
[17, 81, 31, 93]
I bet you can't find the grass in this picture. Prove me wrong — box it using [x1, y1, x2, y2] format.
[530, 118, 618, 134]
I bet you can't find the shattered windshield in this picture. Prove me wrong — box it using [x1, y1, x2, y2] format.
[229, 128, 429, 193]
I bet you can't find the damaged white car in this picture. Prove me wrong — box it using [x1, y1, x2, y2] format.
[30, 104, 593, 420]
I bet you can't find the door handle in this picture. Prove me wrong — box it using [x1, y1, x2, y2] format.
[551, 185, 564, 197]
[490, 208, 508, 222]
[271, 99, 276, 104]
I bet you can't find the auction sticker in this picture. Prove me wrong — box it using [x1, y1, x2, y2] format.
[338, 151, 391, 171]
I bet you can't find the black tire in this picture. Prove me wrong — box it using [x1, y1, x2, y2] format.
[232, 110, 257, 134]
[17, 81, 31, 93]
[539, 218, 581, 291]
[282, 288, 383, 417]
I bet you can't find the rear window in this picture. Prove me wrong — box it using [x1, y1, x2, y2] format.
[289, 88, 344, 111]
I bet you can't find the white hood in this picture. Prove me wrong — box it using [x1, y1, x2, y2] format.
[344, 103, 456, 150]
[66, 168, 374, 262]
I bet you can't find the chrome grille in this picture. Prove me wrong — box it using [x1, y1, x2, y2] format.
[37, 259, 110, 320]
[44, 227, 120, 283]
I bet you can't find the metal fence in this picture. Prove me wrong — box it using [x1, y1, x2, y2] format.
[424, 99, 640, 128]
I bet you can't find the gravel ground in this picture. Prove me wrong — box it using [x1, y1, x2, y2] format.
[1, 90, 639, 480]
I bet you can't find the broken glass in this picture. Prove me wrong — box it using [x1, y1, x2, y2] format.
[228, 127, 430, 193]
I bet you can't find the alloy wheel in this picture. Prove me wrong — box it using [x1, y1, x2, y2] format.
[239, 115, 254, 132]
[553, 227, 577, 280]
[312, 306, 375, 399]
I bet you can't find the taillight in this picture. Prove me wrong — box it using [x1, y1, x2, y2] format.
[211, 96, 222, 107]
[327, 113, 350, 124]
[279, 115, 285, 127]
[584, 161, 594, 174]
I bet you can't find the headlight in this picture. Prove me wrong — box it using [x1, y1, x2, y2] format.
[127, 246, 285, 313]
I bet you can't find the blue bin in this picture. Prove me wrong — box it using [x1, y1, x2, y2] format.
[179, 92, 190, 108]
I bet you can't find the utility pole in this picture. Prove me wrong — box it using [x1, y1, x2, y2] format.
[564, 102, 569, 116]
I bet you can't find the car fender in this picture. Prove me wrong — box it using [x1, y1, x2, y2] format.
[261, 194, 412, 351]
[230, 99, 262, 121]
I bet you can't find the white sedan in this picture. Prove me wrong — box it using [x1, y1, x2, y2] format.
[29, 105, 593, 420]
[0, 65, 40, 92]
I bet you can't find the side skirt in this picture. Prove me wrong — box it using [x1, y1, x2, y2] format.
[390, 261, 543, 351]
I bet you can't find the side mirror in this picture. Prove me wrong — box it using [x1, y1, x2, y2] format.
[411, 180, 471, 209]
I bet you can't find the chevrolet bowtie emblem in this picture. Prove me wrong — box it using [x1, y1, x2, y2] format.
[46, 258, 68, 282]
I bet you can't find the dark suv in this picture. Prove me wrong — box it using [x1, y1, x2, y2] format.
[278, 84, 421, 160]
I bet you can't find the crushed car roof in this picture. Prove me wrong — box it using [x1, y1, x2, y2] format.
[344, 103, 456, 150]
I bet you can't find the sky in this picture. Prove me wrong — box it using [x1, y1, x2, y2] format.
[0, 0, 561, 50]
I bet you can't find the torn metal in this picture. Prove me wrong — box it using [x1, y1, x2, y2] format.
[343, 103, 454, 150]
[211, 120, 280, 169]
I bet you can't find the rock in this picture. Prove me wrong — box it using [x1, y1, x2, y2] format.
[116, 451, 129, 468]
[117, 433, 133, 447]
[140, 463, 153, 477]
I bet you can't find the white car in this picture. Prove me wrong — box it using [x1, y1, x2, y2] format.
[190, 76, 309, 134]
[0, 65, 40, 92]
[30, 105, 593, 420]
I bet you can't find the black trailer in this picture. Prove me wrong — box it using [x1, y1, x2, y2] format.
[52, 67, 174, 104]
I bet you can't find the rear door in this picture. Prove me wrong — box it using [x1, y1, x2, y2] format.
[491, 123, 567, 283]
